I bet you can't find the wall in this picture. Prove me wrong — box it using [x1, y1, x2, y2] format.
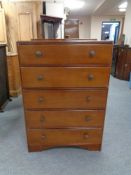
[46, 2, 64, 18]
[69, 15, 124, 40]
[69, 15, 91, 39]
[46, 2, 64, 38]
[123, 1, 131, 46]
[91, 15, 124, 41]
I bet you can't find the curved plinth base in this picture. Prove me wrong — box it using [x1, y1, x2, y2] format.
[28, 144, 102, 152]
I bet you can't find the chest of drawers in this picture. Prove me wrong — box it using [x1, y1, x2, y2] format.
[17, 40, 112, 152]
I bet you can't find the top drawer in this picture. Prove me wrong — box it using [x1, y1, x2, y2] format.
[18, 44, 112, 66]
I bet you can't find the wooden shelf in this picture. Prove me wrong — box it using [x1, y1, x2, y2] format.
[40, 15, 62, 24]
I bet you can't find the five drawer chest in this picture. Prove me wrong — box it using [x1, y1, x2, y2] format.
[17, 40, 113, 152]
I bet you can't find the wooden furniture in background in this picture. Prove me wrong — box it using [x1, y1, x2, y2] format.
[40, 15, 62, 39]
[17, 40, 112, 152]
[64, 19, 79, 38]
[7, 53, 21, 97]
[112, 45, 131, 80]
[2, 1, 38, 53]
[0, 45, 10, 112]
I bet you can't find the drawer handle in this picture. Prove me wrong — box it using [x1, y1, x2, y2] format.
[41, 135, 46, 140]
[37, 75, 44, 81]
[89, 50, 96, 58]
[83, 133, 89, 139]
[87, 74, 94, 80]
[35, 51, 43, 58]
[85, 116, 92, 122]
[38, 97, 44, 103]
[40, 115, 45, 122]
[86, 96, 91, 102]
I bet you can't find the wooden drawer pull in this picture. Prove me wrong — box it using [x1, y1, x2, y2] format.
[87, 74, 94, 80]
[40, 115, 45, 122]
[83, 133, 89, 139]
[89, 50, 96, 57]
[86, 96, 91, 102]
[85, 116, 92, 122]
[38, 97, 44, 103]
[37, 75, 44, 81]
[35, 51, 43, 58]
[41, 135, 46, 140]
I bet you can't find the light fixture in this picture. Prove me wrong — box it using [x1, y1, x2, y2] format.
[119, 8, 127, 12]
[118, 1, 128, 12]
[118, 1, 128, 9]
[64, 0, 85, 10]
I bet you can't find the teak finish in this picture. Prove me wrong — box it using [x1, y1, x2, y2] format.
[17, 40, 113, 152]
[21, 67, 110, 88]
[27, 129, 102, 147]
[18, 44, 112, 65]
[23, 89, 107, 109]
[7, 53, 21, 96]
[25, 110, 105, 129]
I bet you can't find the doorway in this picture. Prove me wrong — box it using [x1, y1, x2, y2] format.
[101, 21, 120, 44]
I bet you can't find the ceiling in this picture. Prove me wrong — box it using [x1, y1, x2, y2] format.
[9, 0, 126, 16]
[93, 0, 126, 16]
[67, 0, 105, 16]
[64, 0, 127, 16]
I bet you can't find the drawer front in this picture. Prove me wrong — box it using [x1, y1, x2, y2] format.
[18, 44, 112, 65]
[23, 90, 107, 109]
[27, 129, 102, 146]
[21, 67, 110, 88]
[25, 110, 105, 128]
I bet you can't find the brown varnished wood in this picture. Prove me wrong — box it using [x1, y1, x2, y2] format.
[17, 40, 113, 152]
[21, 67, 110, 88]
[114, 46, 131, 80]
[17, 40, 113, 44]
[27, 128, 102, 147]
[25, 110, 105, 129]
[23, 89, 107, 109]
[18, 44, 112, 65]
[7, 54, 21, 96]
[40, 15, 62, 23]
[28, 144, 102, 152]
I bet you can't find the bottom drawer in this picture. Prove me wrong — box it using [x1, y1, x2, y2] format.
[27, 129, 103, 148]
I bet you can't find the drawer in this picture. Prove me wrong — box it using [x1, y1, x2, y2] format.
[27, 128, 102, 146]
[25, 110, 105, 129]
[23, 89, 107, 109]
[18, 44, 112, 65]
[21, 67, 110, 88]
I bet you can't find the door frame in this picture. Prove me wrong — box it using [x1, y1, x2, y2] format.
[101, 21, 121, 43]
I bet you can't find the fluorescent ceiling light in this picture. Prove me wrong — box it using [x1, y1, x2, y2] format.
[118, 1, 128, 9]
[64, 0, 85, 10]
[119, 8, 127, 12]
[118, 1, 128, 12]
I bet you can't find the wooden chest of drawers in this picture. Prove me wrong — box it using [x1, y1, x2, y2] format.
[17, 40, 112, 152]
